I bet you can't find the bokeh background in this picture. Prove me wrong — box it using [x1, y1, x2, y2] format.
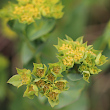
[0, 0, 110, 110]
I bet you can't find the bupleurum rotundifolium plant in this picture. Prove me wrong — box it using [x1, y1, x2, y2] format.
[7, 35, 107, 107]
[0, 0, 64, 24]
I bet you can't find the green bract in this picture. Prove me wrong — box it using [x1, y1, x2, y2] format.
[54, 80, 68, 91]
[46, 89, 60, 107]
[48, 62, 63, 77]
[32, 63, 47, 78]
[7, 36, 107, 107]
[82, 71, 90, 83]
[23, 84, 38, 99]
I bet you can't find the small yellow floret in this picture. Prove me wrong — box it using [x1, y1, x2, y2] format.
[13, 6, 24, 15]
[63, 56, 73, 66]
[66, 49, 75, 54]
[87, 50, 96, 56]
[91, 68, 97, 73]
[99, 59, 103, 65]
[74, 52, 83, 62]
[81, 65, 86, 70]
[75, 41, 80, 45]
[21, 14, 34, 23]
[20, 73, 30, 84]
[28, 85, 34, 92]
[59, 44, 72, 50]
[76, 47, 85, 52]
[41, 6, 50, 16]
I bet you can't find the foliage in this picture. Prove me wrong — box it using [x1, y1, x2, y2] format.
[0, 54, 9, 101]
[0, 0, 109, 109]
[7, 36, 107, 107]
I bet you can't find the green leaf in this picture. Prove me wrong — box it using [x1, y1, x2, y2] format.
[8, 20, 26, 33]
[7, 75, 22, 88]
[59, 91, 89, 110]
[27, 18, 55, 41]
[103, 21, 110, 48]
[54, 79, 86, 109]
[21, 43, 34, 65]
[67, 73, 82, 81]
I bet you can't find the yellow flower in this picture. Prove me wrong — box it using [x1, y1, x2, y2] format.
[20, 73, 30, 84]
[74, 52, 83, 62]
[0, 0, 64, 23]
[47, 73, 55, 82]
[74, 41, 80, 45]
[87, 50, 96, 56]
[21, 14, 34, 23]
[83, 71, 90, 83]
[47, 91, 59, 101]
[59, 44, 72, 50]
[63, 56, 74, 66]
[41, 6, 50, 16]
[66, 49, 76, 55]
[76, 46, 85, 52]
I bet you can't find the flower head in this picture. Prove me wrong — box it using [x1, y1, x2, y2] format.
[55, 35, 107, 82]
[32, 63, 47, 78]
[0, 0, 64, 24]
[23, 84, 38, 99]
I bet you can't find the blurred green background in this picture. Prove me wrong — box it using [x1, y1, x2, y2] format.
[0, 0, 110, 110]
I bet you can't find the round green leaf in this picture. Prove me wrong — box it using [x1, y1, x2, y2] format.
[26, 18, 55, 41]
[67, 73, 82, 81]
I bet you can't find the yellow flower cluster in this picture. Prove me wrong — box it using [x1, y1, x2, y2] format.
[0, 0, 64, 24]
[8, 63, 68, 107]
[55, 35, 107, 82]
[57, 37, 86, 66]
[13, 3, 41, 23]
[30, 63, 68, 107]
[63, 56, 74, 66]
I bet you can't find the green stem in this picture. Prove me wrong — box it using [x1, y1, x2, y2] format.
[23, 30, 42, 63]
[23, 30, 36, 54]
[35, 53, 41, 63]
